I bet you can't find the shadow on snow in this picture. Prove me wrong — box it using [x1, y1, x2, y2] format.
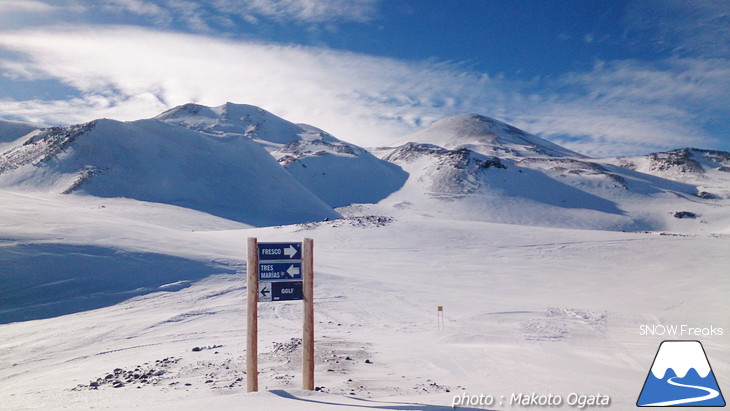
[0, 242, 235, 324]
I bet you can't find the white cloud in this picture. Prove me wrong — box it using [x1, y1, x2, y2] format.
[507, 57, 730, 156]
[238, 0, 379, 23]
[0, 25, 726, 157]
[58, 0, 378, 30]
[510, 107, 711, 158]
[0, 26, 497, 146]
[562, 59, 730, 112]
[0, 0, 56, 13]
[0, 93, 167, 127]
[102, 0, 167, 18]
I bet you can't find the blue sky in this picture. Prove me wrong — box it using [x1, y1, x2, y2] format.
[0, 0, 727, 157]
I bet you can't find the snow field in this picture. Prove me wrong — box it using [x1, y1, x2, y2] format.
[1, 194, 727, 409]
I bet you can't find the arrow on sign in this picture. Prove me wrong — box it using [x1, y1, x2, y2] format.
[260, 286, 269, 297]
[284, 245, 298, 258]
[287, 264, 300, 277]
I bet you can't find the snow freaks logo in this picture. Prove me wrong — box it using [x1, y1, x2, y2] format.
[637, 340, 726, 407]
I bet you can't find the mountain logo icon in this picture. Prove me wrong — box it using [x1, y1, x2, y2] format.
[637, 340, 725, 407]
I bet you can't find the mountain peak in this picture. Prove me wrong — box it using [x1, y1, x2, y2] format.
[154, 103, 217, 121]
[398, 113, 583, 158]
[155, 102, 306, 144]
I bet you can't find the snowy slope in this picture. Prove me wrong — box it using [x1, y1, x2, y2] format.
[0, 189, 728, 410]
[274, 124, 407, 208]
[380, 115, 730, 233]
[0, 118, 340, 226]
[156, 103, 408, 208]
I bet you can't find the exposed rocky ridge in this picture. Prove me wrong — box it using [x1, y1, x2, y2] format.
[385, 142, 507, 196]
[0, 122, 95, 175]
[277, 138, 359, 167]
[614, 148, 730, 178]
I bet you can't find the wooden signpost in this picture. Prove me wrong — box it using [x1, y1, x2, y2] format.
[246, 237, 259, 392]
[246, 237, 314, 393]
[302, 238, 314, 391]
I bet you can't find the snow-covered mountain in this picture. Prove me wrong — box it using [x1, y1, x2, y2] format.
[393, 114, 583, 158]
[1, 105, 728, 232]
[157, 103, 408, 208]
[380, 114, 729, 232]
[0, 118, 339, 226]
[607, 148, 730, 198]
[612, 148, 730, 181]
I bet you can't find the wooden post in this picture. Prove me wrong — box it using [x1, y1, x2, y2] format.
[302, 238, 315, 390]
[246, 237, 259, 392]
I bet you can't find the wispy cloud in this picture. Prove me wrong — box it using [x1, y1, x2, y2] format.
[0, 26, 497, 145]
[516, 0, 730, 156]
[0, 0, 56, 13]
[99, 0, 173, 25]
[47, 0, 379, 31]
[624, 0, 730, 58]
[0, 24, 726, 157]
[510, 105, 712, 159]
[227, 0, 379, 23]
[508, 57, 730, 156]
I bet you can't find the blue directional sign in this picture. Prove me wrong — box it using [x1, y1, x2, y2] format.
[258, 281, 303, 302]
[258, 242, 302, 261]
[259, 262, 302, 281]
[257, 242, 304, 303]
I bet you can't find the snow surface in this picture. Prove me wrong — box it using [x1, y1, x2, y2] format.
[1, 189, 728, 410]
